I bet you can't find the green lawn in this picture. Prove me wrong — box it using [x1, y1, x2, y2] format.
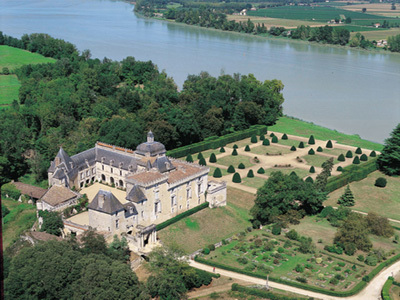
[251, 144, 292, 156]
[0, 75, 20, 105]
[277, 138, 309, 148]
[208, 165, 229, 177]
[0, 45, 55, 71]
[264, 167, 310, 179]
[268, 116, 383, 151]
[227, 137, 253, 149]
[241, 176, 267, 189]
[302, 154, 338, 167]
[322, 148, 349, 157]
[217, 154, 256, 169]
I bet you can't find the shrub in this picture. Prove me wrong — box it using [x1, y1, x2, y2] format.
[357, 255, 365, 262]
[257, 167, 265, 174]
[360, 154, 368, 161]
[305, 176, 314, 183]
[337, 166, 343, 172]
[308, 135, 315, 145]
[271, 224, 281, 235]
[335, 274, 345, 281]
[298, 141, 305, 148]
[317, 146, 323, 152]
[209, 153, 217, 163]
[278, 247, 285, 253]
[260, 134, 265, 141]
[346, 150, 353, 158]
[208, 244, 216, 251]
[270, 133, 275, 137]
[338, 154, 345, 162]
[186, 154, 194, 162]
[316, 258, 323, 264]
[326, 140, 333, 148]
[244, 145, 250, 152]
[330, 278, 339, 285]
[344, 243, 357, 256]
[199, 157, 207, 166]
[370, 150, 376, 157]
[220, 147, 225, 153]
[237, 257, 248, 265]
[290, 145, 296, 151]
[309, 166, 315, 173]
[198, 152, 204, 160]
[282, 133, 288, 140]
[352, 156, 360, 165]
[324, 245, 343, 254]
[296, 277, 307, 283]
[238, 163, 245, 169]
[251, 135, 258, 143]
[233, 144, 238, 149]
[1, 183, 21, 200]
[272, 136, 278, 143]
[213, 168, 222, 178]
[286, 229, 299, 241]
[232, 149, 238, 156]
[365, 254, 378, 266]
[295, 264, 304, 273]
[262, 139, 270, 146]
[247, 170, 254, 178]
[375, 177, 387, 188]
[308, 148, 315, 155]
[203, 247, 210, 255]
[232, 172, 241, 183]
[283, 240, 292, 248]
[355, 147, 362, 154]
[227, 165, 235, 173]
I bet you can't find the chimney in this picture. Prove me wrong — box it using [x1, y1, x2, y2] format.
[55, 157, 61, 167]
[147, 130, 154, 143]
[98, 194, 105, 208]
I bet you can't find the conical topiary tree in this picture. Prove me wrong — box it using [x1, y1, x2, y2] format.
[290, 171, 297, 177]
[251, 135, 257, 143]
[353, 156, 360, 164]
[270, 133, 275, 137]
[263, 139, 270, 146]
[346, 150, 353, 158]
[186, 154, 193, 163]
[360, 154, 368, 161]
[213, 168, 222, 178]
[309, 166, 315, 173]
[220, 147, 225, 153]
[290, 145, 296, 151]
[244, 145, 251, 152]
[232, 172, 241, 183]
[355, 147, 362, 154]
[197, 152, 204, 160]
[338, 185, 355, 207]
[199, 157, 207, 166]
[227, 165, 235, 173]
[260, 135, 265, 141]
[370, 150, 376, 157]
[238, 163, 245, 169]
[317, 146, 323, 152]
[209, 153, 217, 163]
[337, 166, 343, 172]
[282, 133, 288, 140]
[305, 176, 314, 184]
[232, 149, 238, 156]
[308, 148, 315, 155]
[326, 140, 333, 148]
[272, 136, 278, 143]
[298, 141, 305, 148]
[247, 169, 254, 178]
[338, 154, 345, 162]
[257, 167, 265, 174]
[308, 135, 315, 145]
[233, 144, 238, 149]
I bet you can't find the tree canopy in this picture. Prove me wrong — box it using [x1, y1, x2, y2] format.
[377, 123, 400, 175]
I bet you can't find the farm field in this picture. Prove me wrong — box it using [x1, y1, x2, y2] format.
[227, 14, 325, 28]
[352, 27, 400, 40]
[0, 75, 20, 106]
[0, 45, 55, 71]
[343, 3, 400, 17]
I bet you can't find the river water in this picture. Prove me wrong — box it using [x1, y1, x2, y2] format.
[1, 0, 399, 143]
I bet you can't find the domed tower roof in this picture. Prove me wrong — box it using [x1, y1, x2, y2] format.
[135, 131, 166, 157]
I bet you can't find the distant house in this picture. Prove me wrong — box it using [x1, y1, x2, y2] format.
[374, 23, 381, 28]
[37, 184, 80, 211]
[11, 181, 47, 202]
[239, 9, 247, 16]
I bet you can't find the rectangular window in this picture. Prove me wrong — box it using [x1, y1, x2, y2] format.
[111, 168, 113, 174]
[86, 170, 90, 176]
[155, 190, 159, 200]
[198, 184, 201, 195]
[92, 167, 96, 174]
[171, 195, 177, 206]
[187, 188, 191, 199]
[81, 173, 84, 179]
[115, 219, 119, 229]
[120, 170, 122, 176]
[155, 202, 161, 214]
[102, 165, 104, 171]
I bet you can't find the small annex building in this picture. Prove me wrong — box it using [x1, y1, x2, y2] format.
[36, 184, 80, 212]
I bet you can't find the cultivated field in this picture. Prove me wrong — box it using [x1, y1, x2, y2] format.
[343, 3, 400, 18]
[227, 15, 325, 28]
[351, 27, 400, 40]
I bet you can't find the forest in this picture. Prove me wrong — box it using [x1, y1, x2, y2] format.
[0, 32, 284, 185]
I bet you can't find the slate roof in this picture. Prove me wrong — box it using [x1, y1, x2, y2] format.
[11, 182, 47, 199]
[136, 141, 166, 157]
[88, 190, 124, 214]
[126, 185, 147, 203]
[95, 148, 137, 171]
[41, 185, 77, 207]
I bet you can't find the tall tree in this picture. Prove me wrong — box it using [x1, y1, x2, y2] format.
[337, 185, 355, 207]
[377, 123, 400, 175]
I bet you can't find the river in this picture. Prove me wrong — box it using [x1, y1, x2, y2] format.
[1, 0, 399, 143]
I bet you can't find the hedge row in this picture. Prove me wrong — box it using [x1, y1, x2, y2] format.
[155, 202, 209, 231]
[325, 158, 378, 193]
[195, 252, 400, 297]
[166, 125, 268, 158]
[381, 277, 393, 300]
[231, 284, 308, 300]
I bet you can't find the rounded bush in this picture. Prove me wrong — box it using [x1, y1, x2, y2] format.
[298, 141, 305, 148]
[213, 168, 222, 178]
[203, 247, 210, 255]
[375, 177, 387, 188]
[308, 135, 315, 145]
[309, 166, 315, 173]
[244, 145, 250, 152]
[317, 146, 323, 152]
[326, 140, 333, 148]
[227, 165, 235, 173]
[199, 157, 207, 166]
[233, 144, 238, 149]
[355, 147, 362, 154]
[290, 145, 296, 151]
[282, 133, 288, 140]
[290, 171, 297, 177]
[272, 224, 281, 235]
[308, 148, 315, 155]
[251, 135, 258, 143]
[209, 153, 217, 163]
[257, 167, 265, 174]
[247, 170, 254, 178]
[272, 136, 278, 143]
[370, 150, 376, 157]
[360, 154, 368, 161]
[260, 134, 265, 141]
[232, 172, 242, 183]
[232, 149, 238, 156]
[262, 139, 270, 146]
[270, 133, 275, 137]
[338, 154, 345, 162]
[220, 147, 225, 153]
[305, 176, 314, 183]
[352, 156, 360, 164]
[186, 154, 193, 163]
[346, 150, 353, 158]
[337, 166, 343, 172]
[197, 152, 204, 160]
[238, 163, 245, 169]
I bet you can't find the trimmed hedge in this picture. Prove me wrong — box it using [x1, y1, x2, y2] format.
[375, 177, 387, 188]
[337, 166, 343, 172]
[186, 154, 193, 162]
[272, 136, 278, 143]
[227, 165, 236, 173]
[352, 156, 360, 165]
[232, 149, 238, 156]
[220, 147, 225, 153]
[270, 133, 275, 137]
[231, 284, 306, 300]
[325, 158, 378, 193]
[232, 172, 241, 183]
[360, 154, 368, 161]
[213, 168, 222, 178]
[166, 125, 267, 158]
[305, 176, 314, 183]
[346, 150, 353, 158]
[309, 166, 315, 173]
[209, 153, 217, 163]
[247, 170, 254, 178]
[338, 154, 345, 162]
[263, 139, 270, 146]
[363, 253, 400, 283]
[233, 144, 239, 149]
[298, 141, 305, 148]
[317, 146, 323, 152]
[381, 277, 393, 300]
[290, 146, 296, 151]
[370, 150, 376, 157]
[197, 152, 204, 160]
[355, 147, 362, 154]
[199, 157, 207, 166]
[308, 135, 315, 145]
[257, 167, 265, 174]
[326, 140, 333, 148]
[251, 135, 258, 143]
[238, 163, 245, 169]
[260, 134, 265, 141]
[244, 145, 251, 152]
[282, 133, 288, 140]
[308, 148, 315, 155]
[156, 202, 209, 231]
